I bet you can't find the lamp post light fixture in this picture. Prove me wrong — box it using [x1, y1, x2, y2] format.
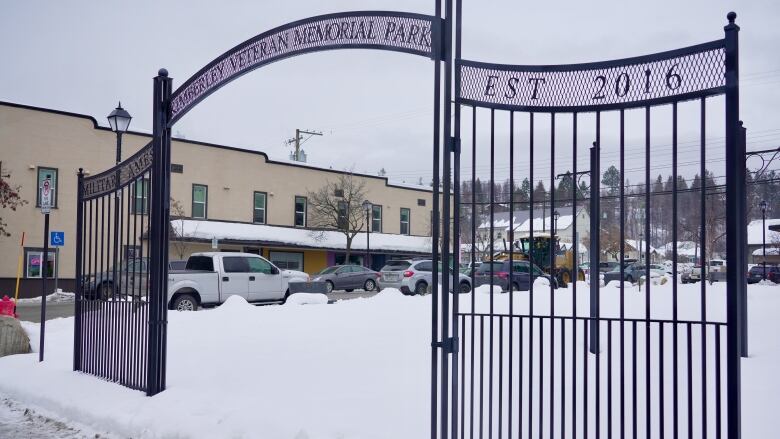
[760, 200, 768, 280]
[107, 102, 132, 165]
[362, 200, 372, 268]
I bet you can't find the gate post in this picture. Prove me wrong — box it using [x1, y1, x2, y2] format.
[724, 11, 742, 439]
[589, 143, 600, 354]
[738, 121, 748, 358]
[73, 168, 84, 372]
[147, 68, 172, 396]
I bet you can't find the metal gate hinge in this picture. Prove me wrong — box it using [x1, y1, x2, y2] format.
[432, 337, 458, 354]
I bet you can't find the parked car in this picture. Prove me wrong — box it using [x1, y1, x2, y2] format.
[312, 265, 380, 292]
[167, 252, 310, 311]
[84, 257, 149, 300]
[597, 261, 621, 273]
[379, 259, 472, 295]
[473, 260, 557, 292]
[747, 265, 780, 284]
[603, 263, 664, 285]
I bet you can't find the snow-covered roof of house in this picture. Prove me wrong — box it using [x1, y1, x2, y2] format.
[661, 241, 701, 257]
[478, 206, 585, 230]
[624, 239, 659, 254]
[512, 214, 576, 234]
[753, 247, 780, 256]
[172, 220, 431, 254]
[747, 219, 780, 246]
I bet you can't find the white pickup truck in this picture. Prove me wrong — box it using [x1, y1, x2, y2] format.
[167, 252, 310, 311]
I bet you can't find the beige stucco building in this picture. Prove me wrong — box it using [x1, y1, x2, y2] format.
[0, 101, 437, 297]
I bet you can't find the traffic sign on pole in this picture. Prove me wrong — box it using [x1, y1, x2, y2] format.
[50, 231, 65, 247]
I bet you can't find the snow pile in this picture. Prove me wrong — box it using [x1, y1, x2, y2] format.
[747, 218, 780, 245]
[16, 290, 75, 304]
[285, 293, 328, 305]
[0, 283, 777, 438]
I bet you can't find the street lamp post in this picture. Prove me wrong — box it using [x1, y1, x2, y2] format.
[760, 200, 768, 280]
[107, 102, 132, 165]
[362, 200, 372, 269]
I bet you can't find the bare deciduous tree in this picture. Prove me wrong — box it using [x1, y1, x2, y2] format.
[307, 172, 367, 263]
[169, 197, 191, 260]
[0, 168, 28, 238]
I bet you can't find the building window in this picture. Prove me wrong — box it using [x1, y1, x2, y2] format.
[294, 196, 307, 227]
[124, 245, 141, 259]
[24, 248, 56, 278]
[417, 198, 426, 206]
[400, 208, 410, 235]
[253, 191, 267, 224]
[334, 188, 344, 198]
[36, 167, 58, 208]
[192, 184, 208, 219]
[171, 164, 184, 173]
[269, 251, 303, 271]
[372, 205, 382, 233]
[131, 179, 149, 214]
[337, 201, 348, 229]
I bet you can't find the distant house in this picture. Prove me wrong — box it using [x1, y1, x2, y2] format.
[661, 240, 701, 263]
[475, 207, 590, 244]
[623, 239, 661, 263]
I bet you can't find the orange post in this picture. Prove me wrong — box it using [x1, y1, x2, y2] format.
[13, 232, 25, 302]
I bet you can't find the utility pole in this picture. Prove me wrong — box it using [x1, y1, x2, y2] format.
[287, 129, 322, 162]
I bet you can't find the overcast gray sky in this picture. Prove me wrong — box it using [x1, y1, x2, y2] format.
[2, 0, 778, 187]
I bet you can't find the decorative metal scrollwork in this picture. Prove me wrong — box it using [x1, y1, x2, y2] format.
[458, 40, 726, 112]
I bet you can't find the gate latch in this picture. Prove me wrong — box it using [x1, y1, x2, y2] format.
[432, 336, 459, 354]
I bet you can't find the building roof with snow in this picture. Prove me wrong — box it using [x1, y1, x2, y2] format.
[171, 219, 432, 254]
[624, 239, 659, 254]
[747, 219, 780, 246]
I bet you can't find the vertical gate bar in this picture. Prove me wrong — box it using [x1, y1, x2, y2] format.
[480, 315, 485, 438]
[715, 327, 722, 439]
[539, 317, 544, 439]
[452, 2, 463, 436]
[644, 106, 652, 439]
[488, 108, 494, 439]
[738, 122, 748, 358]
[508, 111, 514, 439]
[88, 199, 95, 374]
[99, 195, 106, 378]
[619, 108, 626, 439]
[724, 12, 742, 439]
[608, 321, 613, 439]
[561, 317, 565, 439]
[519, 316, 524, 438]
[632, 320, 638, 439]
[528, 111, 534, 439]
[74, 169, 84, 372]
[699, 97, 709, 439]
[432, 1, 442, 431]
[498, 317, 503, 439]
[594, 111, 602, 439]
[132, 177, 140, 388]
[470, 107, 476, 439]
[160, 70, 173, 393]
[571, 112, 578, 439]
[672, 102, 679, 439]
[549, 112, 555, 439]
[687, 323, 693, 439]
[660, 323, 665, 438]
[441, 0, 454, 435]
[461, 315, 466, 439]
[583, 317, 589, 439]
[589, 146, 600, 355]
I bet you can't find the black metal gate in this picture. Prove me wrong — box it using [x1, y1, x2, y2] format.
[433, 6, 744, 439]
[74, 130, 169, 395]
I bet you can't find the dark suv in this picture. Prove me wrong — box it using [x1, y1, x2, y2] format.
[473, 260, 557, 292]
[747, 265, 779, 284]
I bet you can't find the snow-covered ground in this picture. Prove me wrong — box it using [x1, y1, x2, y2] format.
[0, 284, 777, 438]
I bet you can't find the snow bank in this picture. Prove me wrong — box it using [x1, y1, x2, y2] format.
[475, 284, 503, 294]
[285, 293, 328, 305]
[15, 290, 75, 304]
[0, 284, 777, 438]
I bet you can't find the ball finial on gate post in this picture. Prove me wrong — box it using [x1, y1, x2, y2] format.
[158, 68, 169, 77]
[727, 11, 737, 24]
